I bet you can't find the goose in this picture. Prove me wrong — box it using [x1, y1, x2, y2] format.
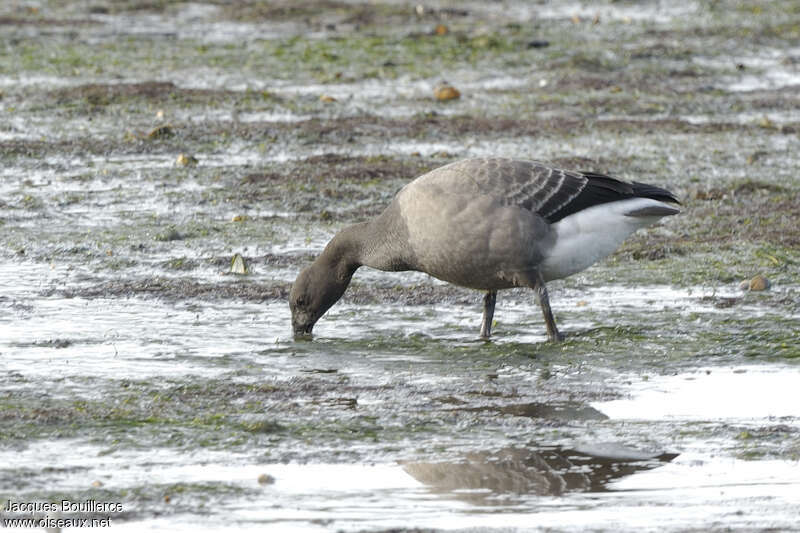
[289, 157, 680, 342]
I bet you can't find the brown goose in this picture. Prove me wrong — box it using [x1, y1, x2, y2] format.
[290, 158, 680, 342]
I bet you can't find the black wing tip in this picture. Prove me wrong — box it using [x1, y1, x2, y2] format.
[631, 181, 682, 205]
[580, 171, 682, 205]
[544, 170, 681, 223]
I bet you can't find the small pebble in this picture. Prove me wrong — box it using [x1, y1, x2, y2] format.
[176, 153, 198, 167]
[147, 125, 174, 139]
[527, 40, 550, 49]
[749, 274, 770, 291]
[434, 83, 460, 101]
[758, 116, 776, 129]
[739, 274, 770, 291]
[258, 473, 276, 485]
[230, 253, 248, 275]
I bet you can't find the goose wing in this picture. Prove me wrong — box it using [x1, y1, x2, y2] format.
[425, 158, 679, 223]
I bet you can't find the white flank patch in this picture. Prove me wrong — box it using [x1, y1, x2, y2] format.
[540, 198, 676, 281]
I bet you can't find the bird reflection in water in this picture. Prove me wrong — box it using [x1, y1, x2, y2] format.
[403, 443, 678, 503]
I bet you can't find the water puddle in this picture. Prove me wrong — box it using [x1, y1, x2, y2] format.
[580, 367, 800, 531]
[1, 439, 679, 532]
[596, 366, 800, 420]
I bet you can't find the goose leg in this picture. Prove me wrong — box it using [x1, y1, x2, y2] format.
[480, 290, 497, 339]
[533, 275, 564, 342]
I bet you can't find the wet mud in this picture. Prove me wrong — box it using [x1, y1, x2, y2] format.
[2, 1, 800, 532]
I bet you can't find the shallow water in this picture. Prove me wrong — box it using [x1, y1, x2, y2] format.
[3, 258, 799, 530]
[2, 0, 800, 531]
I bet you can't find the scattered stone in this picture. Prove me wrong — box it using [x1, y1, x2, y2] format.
[741, 274, 770, 291]
[758, 116, 776, 129]
[147, 124, 174, 139]
[527, 39, 550, 49]
[175, 153, 198, 167]
[434, 83, 460, 101]
[258, 473, 276, 485]
[230, 253, 248, 275]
